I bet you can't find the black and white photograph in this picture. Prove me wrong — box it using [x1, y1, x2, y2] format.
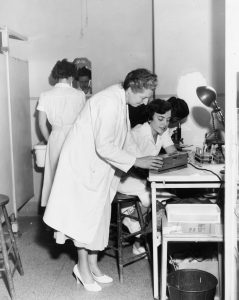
[0, 0, 237, 299]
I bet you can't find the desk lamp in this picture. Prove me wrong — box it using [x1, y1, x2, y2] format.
[196, 86, 225, 162]
[196, 86, 224, 127]
[196, 86, 225, 200]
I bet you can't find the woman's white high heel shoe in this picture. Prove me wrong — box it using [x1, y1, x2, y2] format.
[73, 265, 102, 292]
[91, 272, 113, 283]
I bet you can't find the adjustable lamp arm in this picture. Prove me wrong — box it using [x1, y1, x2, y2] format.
[213, 103, 225, 126]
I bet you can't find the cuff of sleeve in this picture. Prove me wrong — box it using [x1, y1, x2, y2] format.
[123, 156, 136, 173]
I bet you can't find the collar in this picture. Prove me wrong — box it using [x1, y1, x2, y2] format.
[144, 122, 166, 144]
[55, 82, 71, 88]
[116, 84, 126, 105]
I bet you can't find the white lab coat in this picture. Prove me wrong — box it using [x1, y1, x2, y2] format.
[43, 85, 135, 248]
[37, 83, 86, 207]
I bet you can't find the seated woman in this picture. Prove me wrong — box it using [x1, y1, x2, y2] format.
[128, 96, 189, 129]
[118, 99, 177, 254]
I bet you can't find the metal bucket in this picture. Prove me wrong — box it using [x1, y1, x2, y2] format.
[33, 144, 47, 168]
[167, 269, 218, 300]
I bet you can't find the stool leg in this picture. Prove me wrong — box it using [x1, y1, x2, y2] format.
[0, 216, 16, 299]
[135, 201, 151, 262]
[2, 207, 24, 275]
[117, 202, 124, 283]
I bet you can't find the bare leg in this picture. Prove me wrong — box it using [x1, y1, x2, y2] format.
[77, 248, 94, 283]
[88, 251, 103, 276]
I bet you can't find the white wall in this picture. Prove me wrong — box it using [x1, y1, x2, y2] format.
[154, 0, 225, 147]
[0, 0, 153, 96]
[154, 0, 225, 94]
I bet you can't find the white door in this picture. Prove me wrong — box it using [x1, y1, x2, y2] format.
[8, 56, 34, 211]
[0, 54, 14, 214]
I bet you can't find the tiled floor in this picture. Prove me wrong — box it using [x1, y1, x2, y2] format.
[0, 216, 153, 300]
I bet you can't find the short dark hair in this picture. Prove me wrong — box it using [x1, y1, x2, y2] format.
[123, 68, 157, 92]
[147, 99, 172, 121]
[51, 59, 77, 80]
[167, 96, 189, 121]
[77, 67, 91, 80]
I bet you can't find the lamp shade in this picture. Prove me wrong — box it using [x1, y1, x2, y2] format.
[196, 86, 217, 108]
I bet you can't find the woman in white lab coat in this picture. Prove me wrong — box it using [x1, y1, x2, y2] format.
[44, 69, 162, 292]
[37, 59, 86, 207]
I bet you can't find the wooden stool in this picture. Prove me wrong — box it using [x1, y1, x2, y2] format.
[0, 194, 24, 299]
[107, 192, 151, 283]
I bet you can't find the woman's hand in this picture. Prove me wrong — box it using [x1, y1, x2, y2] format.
[134, 156, 163, 170]
[38, 111, 50, 143]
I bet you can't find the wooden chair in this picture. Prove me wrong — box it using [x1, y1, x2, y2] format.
[0, 194, 24, 299]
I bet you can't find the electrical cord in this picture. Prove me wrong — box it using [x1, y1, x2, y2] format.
[188, 162, 222, 182]
[189, 162, 224, 206]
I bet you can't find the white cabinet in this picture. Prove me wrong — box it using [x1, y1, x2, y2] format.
[0, 27, 33, 216]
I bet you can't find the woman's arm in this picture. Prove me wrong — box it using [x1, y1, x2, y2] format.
[38, 111, 50, 143]
[134, 156, 163, 170]
[93, 98, 164, 172]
